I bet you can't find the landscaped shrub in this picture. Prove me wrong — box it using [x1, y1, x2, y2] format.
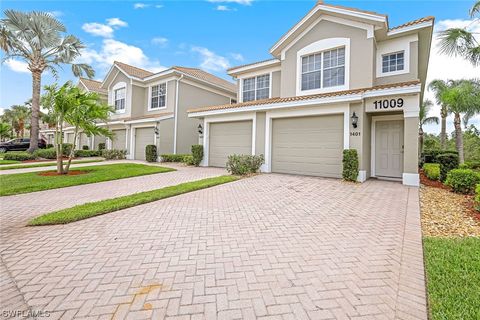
[445, 169, 480, 194]
[191, 144, 204, 167]
[34, 148, 57, 159]
[422, 163, 440, 181]
[98, 142, 106, 151]
[46, 143, 53, 148]
[226, 154, 264, 175]
[74, 150, 101, 157]
[101, 149, 126, 160]
[62, 143, 73, 156]
[437, 153, 460, 182]
[342, 149, 359, 182]
[421, 150, 459, 166]
[183, 155, 195, 166]
[461, 161, 480, 171]
[161, 154, 189, 162]
[82, 145, 89, 150]
[145, 145, 157, 162]
[475, 184, 480, 212]
[3, 152, 36, 161]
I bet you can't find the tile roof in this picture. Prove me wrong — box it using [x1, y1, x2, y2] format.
[227, 58, 280, 73]
[79, 78, 107, 94]
[188, 80, 421, 114]
[172, 66, 236, 92]
[114, 61, 154, 79]
[389, 16, 435, 31]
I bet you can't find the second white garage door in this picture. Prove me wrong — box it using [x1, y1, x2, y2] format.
[134, 127, 154, 160]
[271, 114, 344, 178]
[209, 121, 252, 167]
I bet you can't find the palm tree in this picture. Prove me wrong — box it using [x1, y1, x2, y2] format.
[428, 80, 449, 149]
[1, 104, 30, 137]
[438, 1, 480, 66]
[0, 122, 12, 141]
[0, 10, 94, 153]
[418, 99, 439, 156]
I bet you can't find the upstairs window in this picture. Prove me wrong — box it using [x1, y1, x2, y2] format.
[382, 52, 404, 73]
[301, 47, 345, 91]
[114, 87, 126, 111]
[151, 83, 166, 109]
[242, 74, 270, 102]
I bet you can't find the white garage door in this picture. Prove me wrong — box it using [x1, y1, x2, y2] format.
[94, 135, 106, 150]
[135, 127, 154, 160]
[112, 129, 126, 150]
[272, 114, 344, 178]
[209, 121, 252, 167]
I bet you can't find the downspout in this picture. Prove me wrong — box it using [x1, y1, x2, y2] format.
[173, 74, 184, 154]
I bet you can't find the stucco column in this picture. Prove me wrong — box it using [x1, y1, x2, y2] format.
[403, 116, 419, 186]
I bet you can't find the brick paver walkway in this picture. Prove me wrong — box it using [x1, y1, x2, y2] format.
[0, 173, 426, 319]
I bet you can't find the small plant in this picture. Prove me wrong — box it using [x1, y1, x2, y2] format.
[101, 149, 126, 160]
[183, 155, 195, 166]
[445, 169, 480, 194]
[191, 145, 204, 167]
[475, 184, 480, 212]
[82, 145, 89, 150]
[46, 143, 53, 148]
[226, 154, 264, 175]
[145, 145, 157, 162]
[342, 149, 359, 182]
[437, 153, 459, 182]
[422, 163, 440, 181]
[34, 148, 57, 159]
[161, 154, 190, 162]
[3, 152, 36, 161]
[98, 142, 106, 151]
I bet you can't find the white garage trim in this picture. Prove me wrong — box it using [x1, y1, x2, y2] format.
[129, 123, 156, 160]
[201, 112, 256, 167]
[264, 104, 350, 172]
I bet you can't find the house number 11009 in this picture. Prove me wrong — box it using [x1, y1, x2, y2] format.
[373, 98, 404, 110]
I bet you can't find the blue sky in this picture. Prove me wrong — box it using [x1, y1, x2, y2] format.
[0, 0, 478, 133]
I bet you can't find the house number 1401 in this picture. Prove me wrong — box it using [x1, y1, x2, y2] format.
[373, 98, 404, 110]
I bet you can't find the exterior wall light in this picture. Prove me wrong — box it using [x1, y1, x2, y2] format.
[198, 124, 203, 135]
[351, 112, 358, 128]
[154, 127, 159, 136]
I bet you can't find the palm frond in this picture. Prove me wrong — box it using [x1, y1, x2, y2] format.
[71, 63, 95, 78]
[424, 116, 439, 125]
[470, 0, 480, 18]
[438, 28, 477, 57]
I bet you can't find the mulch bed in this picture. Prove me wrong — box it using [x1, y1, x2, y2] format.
[419, 170, 451, 190]
[38, 170, 89, 176]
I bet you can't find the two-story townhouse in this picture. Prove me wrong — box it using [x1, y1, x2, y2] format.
[58, 61, 236, 160]
[188, 1, 434, 186]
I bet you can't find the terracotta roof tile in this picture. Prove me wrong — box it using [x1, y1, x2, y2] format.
[188, 80, 421, 113]
[79, 78, 107, 94]
[172, 66, 236, 92]
[114, 61, 154, 79]
[389, 16, 435, 31]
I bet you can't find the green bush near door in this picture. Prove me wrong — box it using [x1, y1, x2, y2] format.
[191, 145, 203, 167]
[445, 169, 480, 194]
[423, 163, 440, 180]
[437, 153, 459, 182]
[145, 145, 157, 162]
[342, 149, 359, 182]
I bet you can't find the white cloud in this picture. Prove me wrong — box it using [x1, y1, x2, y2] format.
[82, 22, 114, 38]
[78, 39, 165, 73]
[4, 59, 29, 73]
[134, 3, 148, 9]
[152, 37, 168, 47]
[106, 18, 128, 28]
[191, 46, 231, 72]
[423, 18, 480, 134]
[207, 0, 253, 5]
[230, 53, 244, 61]
[216, 5, 234, 11]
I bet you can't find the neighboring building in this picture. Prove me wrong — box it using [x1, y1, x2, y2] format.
[46, 61, 236, 160]
[188, 1, 434, 186]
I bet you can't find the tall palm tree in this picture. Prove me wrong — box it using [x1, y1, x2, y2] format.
[438, 1, 480, 66]
[428, 80, 450, 150]
[419, 99, 439, 156]
[1, 104, 30, 137]
[0, 10, 94, 153]
[0, 122, 12, 141]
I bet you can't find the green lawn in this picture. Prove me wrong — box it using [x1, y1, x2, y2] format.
[0, 159, 104, 170]
[1, 163, 175, 196]
[28, 175, 239, 225]
[424, 237, 480, 320]
[0, 159, 21, 165]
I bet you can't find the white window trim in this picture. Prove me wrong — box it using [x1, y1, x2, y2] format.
[240, 74, 271, 103]
[296, 38, 350, 96]
[148, 82, 168, 111]
[110, 81, 127, 115]
[376, 34, 417, 78]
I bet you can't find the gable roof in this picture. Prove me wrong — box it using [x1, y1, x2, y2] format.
[79, 78, 107, 94]
[389, 16, 435, 31]
[172, 66, 236, 92]
[113, 61, 154, 79]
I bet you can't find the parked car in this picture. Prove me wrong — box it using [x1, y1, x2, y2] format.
[0, 138, 46, 152]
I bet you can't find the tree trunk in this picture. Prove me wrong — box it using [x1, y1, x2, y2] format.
[440, 106, 447, 150]
[27, 71, 42, 153]
[453, 112, 464, 164]
[56, 120, 64, 174]
[64, 128, 78, 174]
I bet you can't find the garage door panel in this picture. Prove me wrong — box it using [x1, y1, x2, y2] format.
[272, 114, 343, 178]
[135, 127, 154, 160]
[112, 129, 126, 150]
[209, 121, 252, 167]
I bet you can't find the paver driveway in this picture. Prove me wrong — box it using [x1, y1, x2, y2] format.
[0, 173, 426, 320]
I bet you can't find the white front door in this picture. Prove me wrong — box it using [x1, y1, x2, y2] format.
[375, 120, 404, 178]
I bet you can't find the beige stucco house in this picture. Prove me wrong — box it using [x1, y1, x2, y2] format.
[188, 2, 434, 186]
[52, 61, 236, 160]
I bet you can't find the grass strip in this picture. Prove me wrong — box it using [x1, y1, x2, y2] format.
[28, 175, 239, 225]
[0, 159, 21, 165]
[423, 237, 480, 320]
[1, 163, 174, 196]
[0, 159, 104, 170]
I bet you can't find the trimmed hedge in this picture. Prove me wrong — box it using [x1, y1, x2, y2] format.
[423, 163, 440, 181]
[101, 149, 126, 160]
[191, 145, 203, 167]
[226, 154, 264, 175]
[34, 148, 57, 159]
[98, 142, 106, 151]
[445, 169, 480, 194]
[46, 143, 53, 148]
[475, 184, 480, 212]
[421, 150, 459, 166]
[145, 145, 157, 162]
[3, 152, 36, 161]
[460, 161, 480, 171]
[82, 145, 89, 150]
[342, 149, 359, 182]
[75, 150, 101, 157]
[161, 154, 189, 162]
[437, 153, 460, 182]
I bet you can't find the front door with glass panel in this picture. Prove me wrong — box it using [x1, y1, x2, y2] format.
[375, 120, 404, 178]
